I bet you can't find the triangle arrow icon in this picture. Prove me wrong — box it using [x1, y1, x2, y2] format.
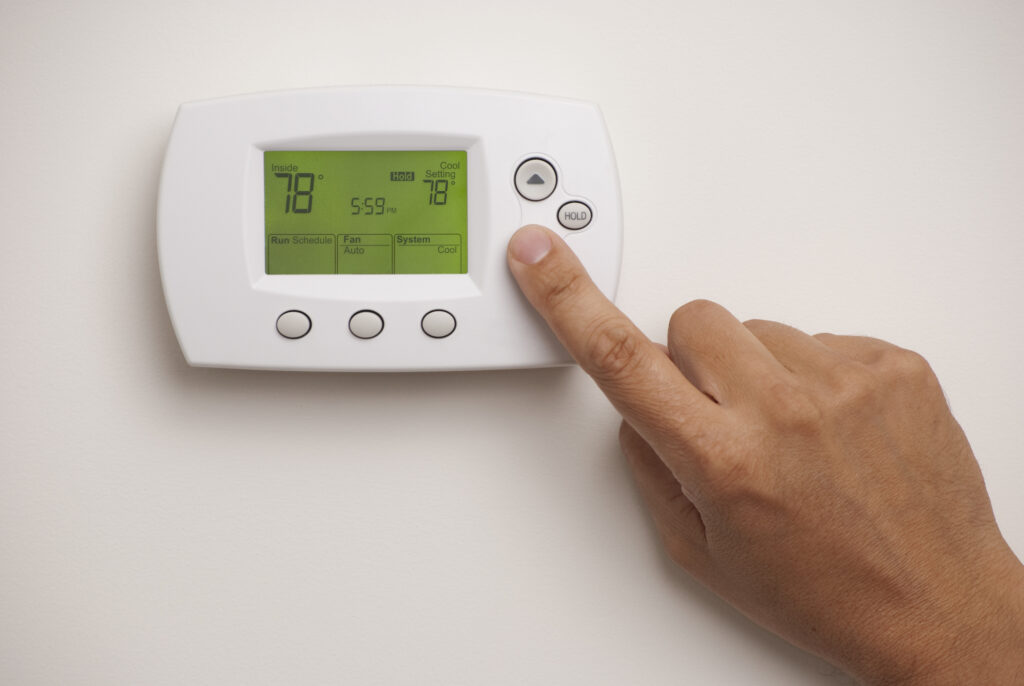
[526, 173, 546, 185]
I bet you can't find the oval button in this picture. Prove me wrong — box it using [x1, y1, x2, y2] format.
[557, 201, 593, 230]
[421, 309, 456, 339]
[276, 310, 311, 339]
[349, 310, 384, 339]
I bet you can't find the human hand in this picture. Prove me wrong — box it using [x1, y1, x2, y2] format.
[507, 225, 1024, 685]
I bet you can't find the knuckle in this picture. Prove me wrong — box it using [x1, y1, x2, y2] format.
[741, 318, 774, 334]
[877, 347, 936, 385]
[669, 300, 725, 352]
[742, 319, 788, 348]
[827, 361, 880, 408]
[582, 319, 645, 382]
[670, 299, 721, 331]
[762, 380, 824, 432]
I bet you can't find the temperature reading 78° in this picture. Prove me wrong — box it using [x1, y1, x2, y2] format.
[423, 179, 449, 205]
[274, 172, 321, 214]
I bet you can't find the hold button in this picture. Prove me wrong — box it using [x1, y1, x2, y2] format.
[558, 201, 593, 230]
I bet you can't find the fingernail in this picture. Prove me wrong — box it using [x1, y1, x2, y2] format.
[509, 226, 553, 265]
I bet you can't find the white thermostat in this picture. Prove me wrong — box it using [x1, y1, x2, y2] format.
[157, 87, 622, 371]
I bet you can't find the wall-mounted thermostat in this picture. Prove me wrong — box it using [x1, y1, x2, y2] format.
[158, 87, 622, 371]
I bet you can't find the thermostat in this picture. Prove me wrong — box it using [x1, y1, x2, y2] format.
[157, 87, 622, 371]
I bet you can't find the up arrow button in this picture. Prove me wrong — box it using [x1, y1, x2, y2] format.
[515, 158, 557, 201]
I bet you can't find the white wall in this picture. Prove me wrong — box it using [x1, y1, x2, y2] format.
[2, 1, 1022, 683]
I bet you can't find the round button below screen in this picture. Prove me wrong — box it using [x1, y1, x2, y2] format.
[421, 310, 456, 339]
[558, 201, 593, 230]
[349, 310, 384, 340]
[276, 310, 311, 339]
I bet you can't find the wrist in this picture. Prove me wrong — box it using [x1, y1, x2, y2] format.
[876, 550, 1024, 686]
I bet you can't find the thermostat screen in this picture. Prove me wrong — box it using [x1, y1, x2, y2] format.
[264, 150, 468, 274]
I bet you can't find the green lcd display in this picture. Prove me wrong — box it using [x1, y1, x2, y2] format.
[264, 150, 468, 275]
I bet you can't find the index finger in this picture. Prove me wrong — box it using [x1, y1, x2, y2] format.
[507, 225, 722, 455]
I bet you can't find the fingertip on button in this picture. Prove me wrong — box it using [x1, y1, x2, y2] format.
[508, 225, 553, 265]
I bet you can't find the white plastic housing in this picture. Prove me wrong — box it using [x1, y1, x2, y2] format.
[157, 87, 623, 371]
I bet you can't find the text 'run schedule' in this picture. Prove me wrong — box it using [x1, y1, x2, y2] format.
[264, 150, 468, 275]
